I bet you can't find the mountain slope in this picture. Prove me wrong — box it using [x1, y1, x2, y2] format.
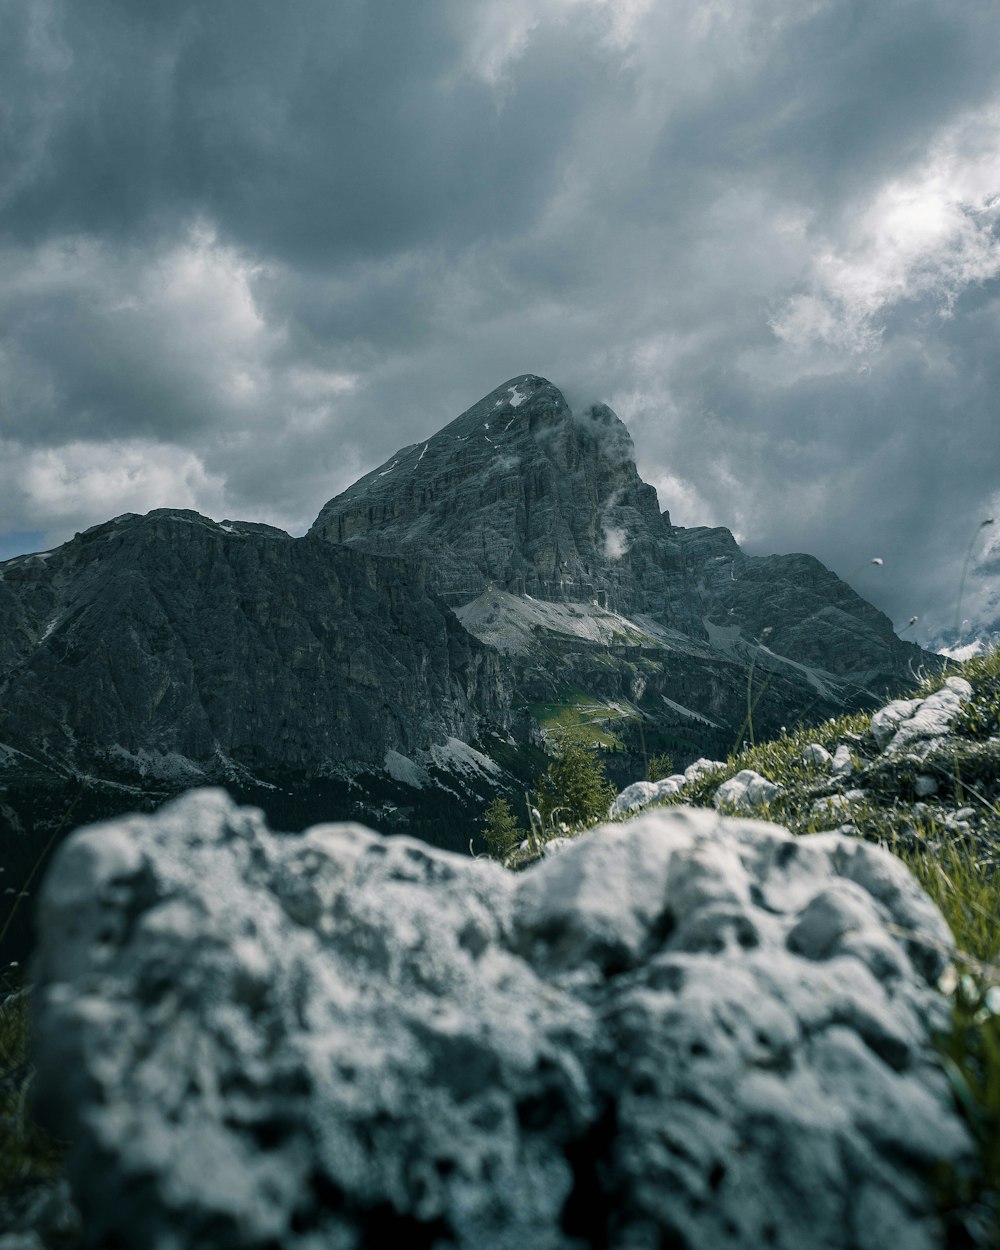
[311, 375, 700, 627]
[0, 375, 935, 953]
[311, 374, 931, 749]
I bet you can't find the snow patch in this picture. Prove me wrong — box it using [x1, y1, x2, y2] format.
[660, 695, 721, 728]
[377, 460, 400, 478]
[416, 443, 428, 463]
[702, 618, 838, 699]
[508, 385, 526, 408]
[384, 749, 429, 789]
[457, 589, 661, 656]
[105, 745, 208, 785]
[757, 643, 836, 699]
[429, 737, 501, 779]
[0, 742, 40, 769]
[701, 618, 746, 652]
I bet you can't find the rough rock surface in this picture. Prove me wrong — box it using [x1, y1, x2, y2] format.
[831, 743, 855, 776]
[0, 511, 507, 782]
[870, 677, 973, 754]
[312, 375, 927, 685]
[32, 790, 969, 1250]
[309, 375, 934, 780]
[714, 768, 782, 812]
[802, 743, 833, 767]
[608, 776, 686, 817]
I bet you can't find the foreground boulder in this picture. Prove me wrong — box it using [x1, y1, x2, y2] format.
[31, 790, 969, 1250]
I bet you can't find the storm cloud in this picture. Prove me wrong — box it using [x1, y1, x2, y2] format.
[2, 0, 999, 646]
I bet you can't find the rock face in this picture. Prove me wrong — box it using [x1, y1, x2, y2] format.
[32, 790, 969, 1250]
[311, 374, 926, 685]
[310, 374, 933, 770]
[0, 374, 934, 894]
[0, 509, 524, 962]
[311, 376, 697, 626]
[0, 510, 504, 781]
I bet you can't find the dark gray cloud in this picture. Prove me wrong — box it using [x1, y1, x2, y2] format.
[2, 0, 999, 645]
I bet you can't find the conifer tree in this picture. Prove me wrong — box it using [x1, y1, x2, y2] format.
[481, 797, 525, 858]
[648, 751, 675, 781]
[535, 731, 615, 829]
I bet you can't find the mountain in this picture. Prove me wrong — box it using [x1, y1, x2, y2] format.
[0, 510, 536, 962]
[0, 375, 933, 956]
[312, 374, 929, 753]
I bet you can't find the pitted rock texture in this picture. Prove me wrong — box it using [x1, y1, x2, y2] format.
[32, 790, 969, 1250]
[608, 775, 686, 817]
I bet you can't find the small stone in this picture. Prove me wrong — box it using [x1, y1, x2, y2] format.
[802, 744, 832, 767]
[683, 758, 726, 784]
[610, 780, 661, 817]
[871, 681, 974, 754]
[831, 744, 854, 776]
[713, 769, 781, 811]
[914, 775, 937, 798]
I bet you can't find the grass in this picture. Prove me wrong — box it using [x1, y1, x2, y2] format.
[510, 647, 1000, 1246]
[526, 687, 640, 749]
[0, 979, 65, 1200]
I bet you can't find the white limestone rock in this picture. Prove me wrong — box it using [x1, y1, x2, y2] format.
[31, 790, 970, 1250]
[713, 768, 782, 812]
[610, 775, 686, 817]
[871, 677, 973, 754]
[684, 757, 726, 784]
[610, 779, 661, 816]
[831, 744, 855, 776]
[802, 743, 833, 768]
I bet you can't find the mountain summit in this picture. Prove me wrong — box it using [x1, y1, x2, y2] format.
[312, 376, 920, 688]
[0, 375, 934, 954]
[311, 375, 686, 618]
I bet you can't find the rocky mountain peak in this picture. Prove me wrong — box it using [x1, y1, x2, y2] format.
[309, 376, 681, 616]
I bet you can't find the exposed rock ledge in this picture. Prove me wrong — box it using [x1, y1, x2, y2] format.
[31, 790, 969, 1250]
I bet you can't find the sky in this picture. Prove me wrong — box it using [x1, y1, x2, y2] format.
[2, 0, 999, 649]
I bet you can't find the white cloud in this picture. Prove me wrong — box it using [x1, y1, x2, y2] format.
[0, 438, 228, 541]
[603, 525, 630, 559]
[771, 105, 1000, 354]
